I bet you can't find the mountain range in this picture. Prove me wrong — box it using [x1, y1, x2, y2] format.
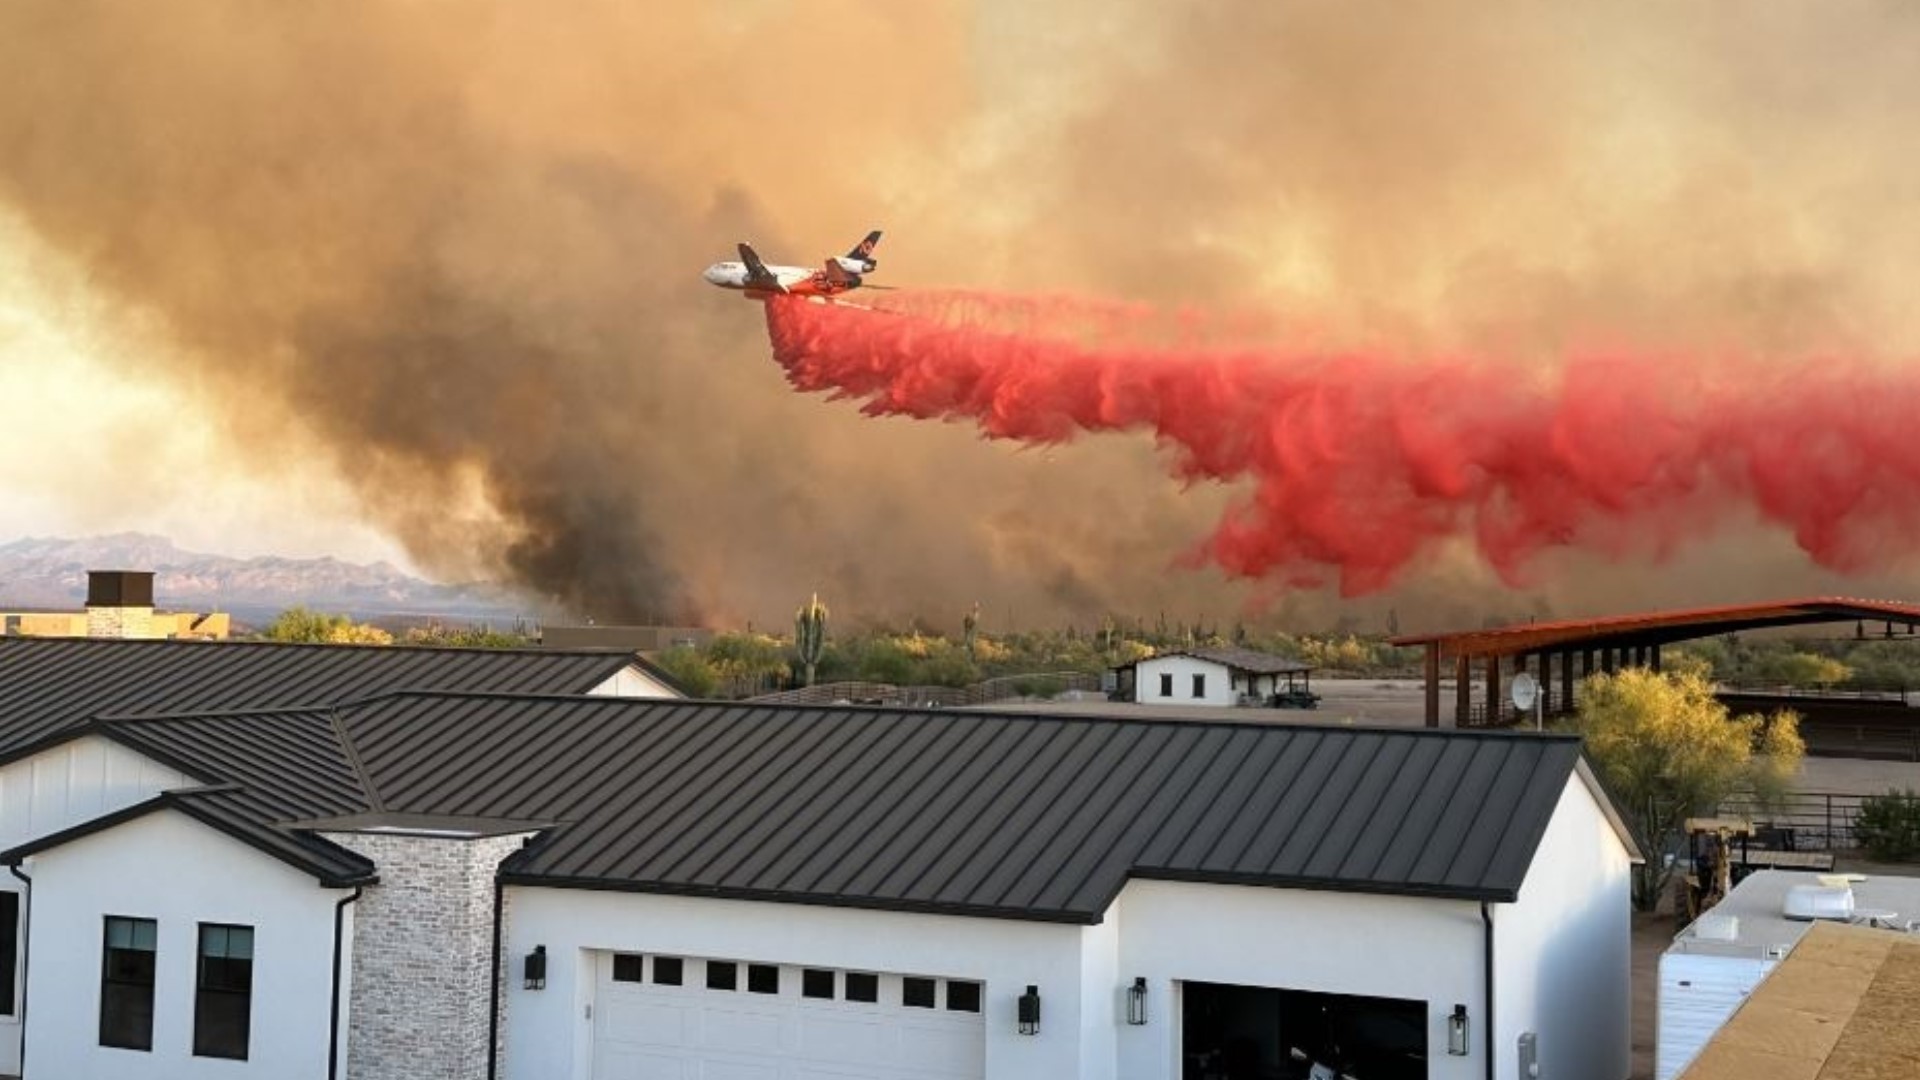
[0, 533, 531, 625]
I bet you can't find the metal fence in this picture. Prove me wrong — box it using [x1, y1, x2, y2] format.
[1713, 790, 1873, 851]
[747, 671, 1103, 709]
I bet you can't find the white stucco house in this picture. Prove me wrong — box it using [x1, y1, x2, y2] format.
[1115, 646, 1317, 707]
[0, 633, 680, 1078]
[0, 652, 1640, 1080]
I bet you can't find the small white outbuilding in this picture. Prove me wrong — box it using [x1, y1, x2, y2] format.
[1116, 645, 1316, 707]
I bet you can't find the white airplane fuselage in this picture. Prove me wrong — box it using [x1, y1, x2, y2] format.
[703, 232, 882, 300]
[702, 261, 821, 295]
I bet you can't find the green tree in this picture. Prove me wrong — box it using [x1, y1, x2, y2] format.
[652, 645, 718, 698]
[402, 622, 533, 648]
[1754, 651, 1851, 688]
[706, 632, 790, 694]
[855, 638, 916, 685]
[1565, 669, 1804, 910]
[262, 606, 393, 645]
[1566, 668, 1804, 903]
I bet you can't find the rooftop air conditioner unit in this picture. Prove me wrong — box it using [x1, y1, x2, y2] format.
[1783, 885, 1854, 921]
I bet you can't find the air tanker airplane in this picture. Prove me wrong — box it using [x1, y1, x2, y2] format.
[702, 230, 889, 301]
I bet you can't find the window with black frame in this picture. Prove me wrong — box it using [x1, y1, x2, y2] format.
[100, 916, 157, 1051]
[0, 891, 18, 1017]
[194, 923, 253, 1060]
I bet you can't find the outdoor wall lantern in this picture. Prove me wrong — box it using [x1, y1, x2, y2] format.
[1447, 1003, 1470, 1056]
[1125, 977, 1148, 1026]
[1017, 984, 1042, 1035]
[524, 945, 547, 991]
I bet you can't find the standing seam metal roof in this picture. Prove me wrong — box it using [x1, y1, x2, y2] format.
[0, 636, 652, 758]
[15, 693, 1606, 923]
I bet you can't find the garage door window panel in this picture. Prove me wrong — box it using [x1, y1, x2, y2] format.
[903, 977, 937, 1008]
[651, 956, 683, 986]
[747, 963, 779, 994]
[706, 960, 737, 991]
[803, 968, 835, 999]
[946, 981, 981, 1013]
[845, 972, 879, 1003]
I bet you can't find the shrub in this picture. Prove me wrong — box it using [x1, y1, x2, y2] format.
[1853, 788, 1920, 862]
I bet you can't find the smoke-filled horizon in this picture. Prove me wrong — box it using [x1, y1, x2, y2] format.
[3, 1, 1920, 629]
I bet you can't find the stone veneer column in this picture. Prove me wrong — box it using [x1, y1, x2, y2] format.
[321, 830, 535, 1080]
[86, 604, 156, 638]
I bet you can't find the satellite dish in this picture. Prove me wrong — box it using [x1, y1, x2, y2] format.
[1510, 672, 1539, 712]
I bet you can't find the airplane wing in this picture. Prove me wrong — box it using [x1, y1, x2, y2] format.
[738, 243, 782, 291]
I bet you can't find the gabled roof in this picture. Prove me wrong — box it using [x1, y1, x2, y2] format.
[1, 786, 377, 887]
[1119, 645, 1311, 675]
[15, 693, 1613, 922]
[0, 636, 655, 759]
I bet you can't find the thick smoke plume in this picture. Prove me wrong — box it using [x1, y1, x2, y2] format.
[769, 294, 1920, 597]
[4, 1, 1920, 627]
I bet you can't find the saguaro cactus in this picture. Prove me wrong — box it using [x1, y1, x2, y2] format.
[962, 601, 981, 661]
[795, 593, 829, 687]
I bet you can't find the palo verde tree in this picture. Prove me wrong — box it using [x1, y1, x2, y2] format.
[794, 593, 829, 688]
[261, 606, 393, 645]
[1564, 668, 1804, 911]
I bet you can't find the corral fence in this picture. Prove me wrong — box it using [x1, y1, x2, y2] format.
[1712, 790, 1872, 852]
[747, 671, 1103, 709]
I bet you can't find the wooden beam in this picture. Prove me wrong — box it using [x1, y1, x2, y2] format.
[1425, 643, 1441, 728]
[1456, 653, 1471, 727]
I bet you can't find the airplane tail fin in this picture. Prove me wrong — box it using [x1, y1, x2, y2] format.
[845, 230, 883, 261]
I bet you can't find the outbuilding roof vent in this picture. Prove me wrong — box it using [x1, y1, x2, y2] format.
[1783, 885, 1854, 922]
[1693, 914, 1740, 941]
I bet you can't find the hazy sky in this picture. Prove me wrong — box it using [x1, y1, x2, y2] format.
[3, 1, 1919, 628]
[0, 211, 410, 565]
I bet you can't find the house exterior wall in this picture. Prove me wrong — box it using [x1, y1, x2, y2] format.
[588, 665, 683, 699]
[1495, 774, 1634, 1080]
[1112, 879, 1488, 1080]
[323, 829, 533, 1080]
[0, 735, 191, 852]
[0, 736, 190, 1077]
[1131, 657, 1235, 706]
[502, 887, 1091, 1080]
[503, 877, 1567, 1080]
[20, 809, 348, 1080]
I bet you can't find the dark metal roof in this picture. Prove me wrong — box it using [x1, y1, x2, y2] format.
[1120, 646, 1312, 675]
[52, 694, 1600, 921]
[1393, 597, 1920, 659]
[0, 636, 652, 759]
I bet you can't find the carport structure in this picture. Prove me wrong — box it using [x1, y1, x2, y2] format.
[1393, 597, 1920, 728]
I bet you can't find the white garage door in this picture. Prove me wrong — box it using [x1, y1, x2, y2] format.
[591, 951, 985, 1080]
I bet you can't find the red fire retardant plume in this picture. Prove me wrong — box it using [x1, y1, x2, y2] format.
[764, 292, 1920, 595]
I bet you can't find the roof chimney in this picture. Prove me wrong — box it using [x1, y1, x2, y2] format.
[86, 570, 158, 639]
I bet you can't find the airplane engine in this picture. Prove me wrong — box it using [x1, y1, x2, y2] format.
[834, 256, 877, 274]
